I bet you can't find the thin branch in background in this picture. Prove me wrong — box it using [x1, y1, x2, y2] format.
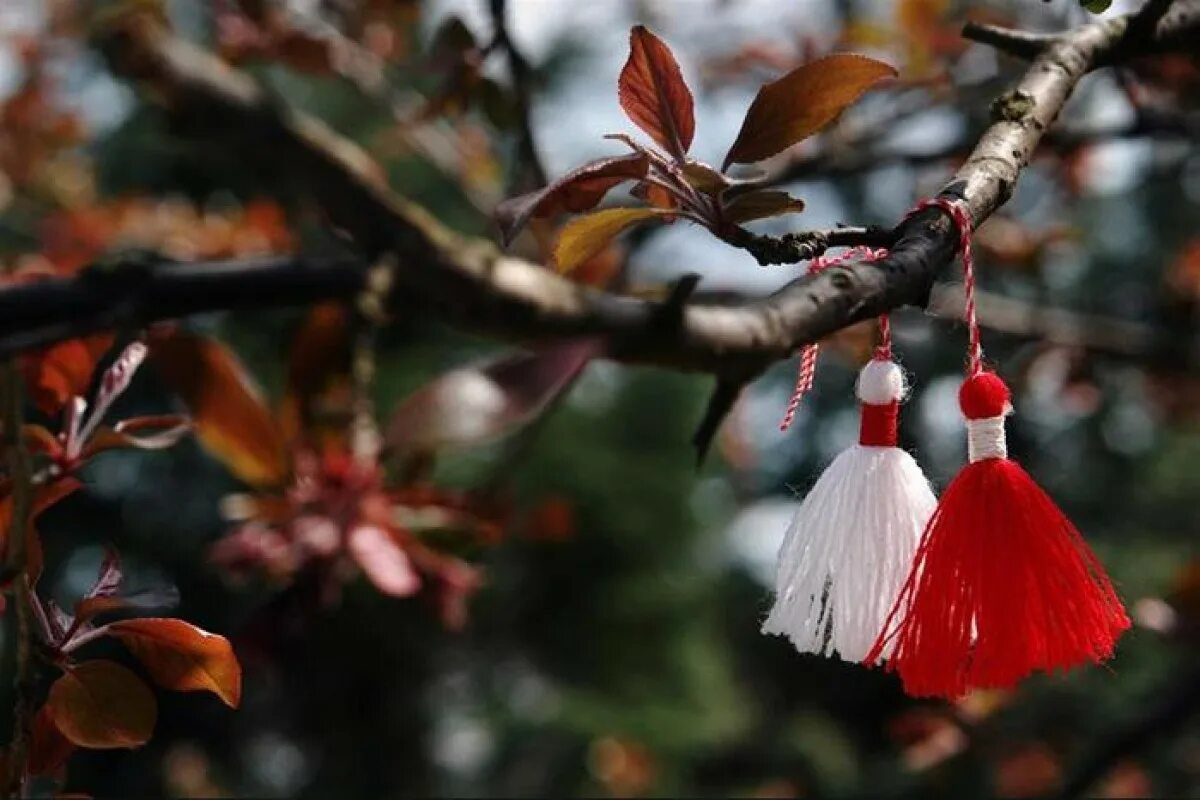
[488, 0, 549, 192]
[927, 284, 1159, 358]
[961, 21, 1056, 59]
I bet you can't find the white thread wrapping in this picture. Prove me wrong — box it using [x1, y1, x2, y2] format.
[967, 415, 1007, 462]
[762, 444, 936, 663]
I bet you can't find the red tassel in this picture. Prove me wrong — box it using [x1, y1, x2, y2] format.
[867, 371, 1130, 699]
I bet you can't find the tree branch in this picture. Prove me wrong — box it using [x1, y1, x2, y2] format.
[488, 0, 548, 191]
[928, 285, 1159, 358]
[60, 0, 1196, 381]
[962, 21, 1057, 59]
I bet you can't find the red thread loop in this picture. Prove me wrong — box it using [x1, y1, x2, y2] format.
[859, 401, 899, 447]
[780, 246, 891, 432]
[911, 198, 979, 376]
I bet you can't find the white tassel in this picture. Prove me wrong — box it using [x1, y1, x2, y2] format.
[762, 359, 937, 663]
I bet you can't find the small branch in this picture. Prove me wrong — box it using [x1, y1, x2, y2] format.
[722, 226, 897, 266]
[962, 21, 1057, 59]
[0, 362, 35, 797]
[488, 0, 548, 191]
[927, 285, 1159, 358]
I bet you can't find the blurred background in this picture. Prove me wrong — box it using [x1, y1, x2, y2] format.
[2, 0, 1200, 796]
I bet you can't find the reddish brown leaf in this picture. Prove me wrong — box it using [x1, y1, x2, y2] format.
[554, 208, 667, 274]
[723, 190, 806, 223]
[280, 302, 352, 443]
[495, 154, 651, 246]
[46, 661, 157, 749]
[20, 335, 113, 416]
[0, 477, 81, 581]
[73, 596, 128, 624]
[29, 705, 75, 776]
[619, 26, 695, 158]
[150, 331, 290, 487]
[723, 54, 896, 168]
[632, 182, 678, 214]
[107, 618, 241, 708]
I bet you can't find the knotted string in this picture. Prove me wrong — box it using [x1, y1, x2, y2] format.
[779, 246, 890, 432]
[912, 198, 980, 376]
[778, 197, 978, 432]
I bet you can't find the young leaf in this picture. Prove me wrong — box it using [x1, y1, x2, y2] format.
[47, 660, 157, 749]
[347, 524, 421, 597]
[150, 331, 290, 487]
[83, 414, 192, 457]
[495, 154, 650, 246]
[682, 161, 732, 195]
[554, 208, 667, 274]
[107, 618, 242, 708]
[88, 547, 123, 599]
[723, 190, 806, 223]
[632, 181, 678, 213]
[20, 335, 114, 417]
[723, 54, 896, 168]
[72, 547, 132, 623]
[619, 26, 695, 159]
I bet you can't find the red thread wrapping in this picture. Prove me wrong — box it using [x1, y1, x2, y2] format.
[859, 402, 899, 447]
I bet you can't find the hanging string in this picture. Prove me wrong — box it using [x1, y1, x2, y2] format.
[779, 246, 890, 432]
[778, 197, 976, 431]
[911, 198, 979, 375]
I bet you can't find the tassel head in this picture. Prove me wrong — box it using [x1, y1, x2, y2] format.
[857, 359, 902, 448]
[868, 371, 1130, 698]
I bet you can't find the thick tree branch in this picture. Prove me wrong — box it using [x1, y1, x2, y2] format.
[0, 255, 362, 356]
[64, 0, 1198, 380]
[0, 255, 1169, 364]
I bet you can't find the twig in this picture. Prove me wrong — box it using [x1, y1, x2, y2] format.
[927, 285, 1159, 358]
[488, 0, 548, 191]
[723, 226, 896, 266]
[962, 21, 1057, 59]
